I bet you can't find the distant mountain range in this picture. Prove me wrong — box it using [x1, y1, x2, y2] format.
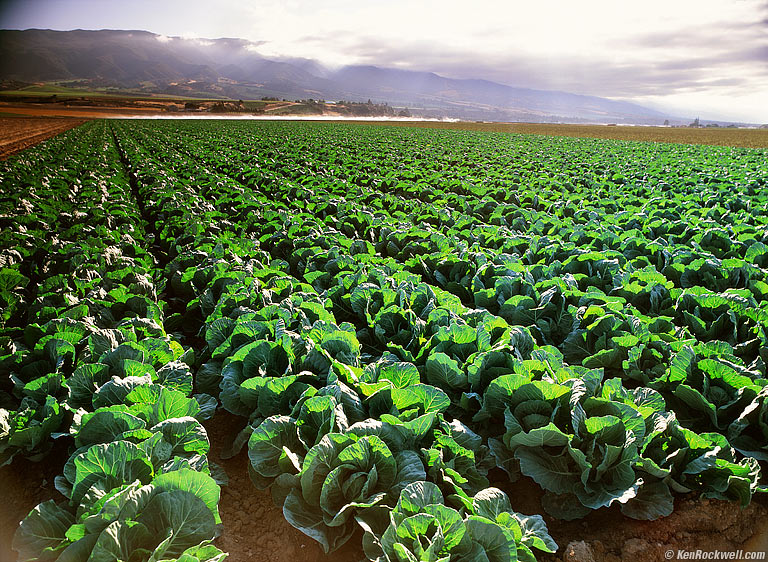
[0, 29, 673, 123]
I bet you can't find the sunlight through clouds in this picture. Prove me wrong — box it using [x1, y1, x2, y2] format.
[0, 0, 766, 121]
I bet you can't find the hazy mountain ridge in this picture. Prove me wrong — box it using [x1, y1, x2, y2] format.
[0, 29, 671, 123]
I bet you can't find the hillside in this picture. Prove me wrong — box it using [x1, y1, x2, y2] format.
[0, 29, 672, 123]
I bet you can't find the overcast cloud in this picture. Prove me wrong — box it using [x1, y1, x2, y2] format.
[1, 0, 767, 121]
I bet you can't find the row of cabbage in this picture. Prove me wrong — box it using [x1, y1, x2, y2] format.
[104, 120, 768, 560]
[1, 123, 226, 562]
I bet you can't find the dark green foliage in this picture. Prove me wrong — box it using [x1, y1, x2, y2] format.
[3, 119, 768, 562]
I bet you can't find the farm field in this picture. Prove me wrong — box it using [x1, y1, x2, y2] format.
[366, 121, 768, 149]
[0, 117, 86, 160]
[1, 119, 768, 562]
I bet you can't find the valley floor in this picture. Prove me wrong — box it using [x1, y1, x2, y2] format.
[1, 104, 767, 149]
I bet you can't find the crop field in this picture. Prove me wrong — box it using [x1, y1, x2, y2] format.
[377, 122, 768, 150]
[1, 119, 768, 562]
[0, 117, 86, 160]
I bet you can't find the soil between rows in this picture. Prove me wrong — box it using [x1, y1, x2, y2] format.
[0, 441, 69, 562]
[504, 478, 768, 562]
[204, 411, 365, 562]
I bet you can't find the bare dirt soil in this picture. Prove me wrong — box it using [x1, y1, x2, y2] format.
[498, 476, 768, 562]
[0, 117, 86, 160]
[204, 411, 365, 562]
[0, 442, 69, 562]
[0, 104, 164, 120]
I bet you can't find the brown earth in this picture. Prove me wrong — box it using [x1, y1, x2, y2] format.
[0, 104, 167, 119]
[204, 411, 365, 562]
[0, 442, 69, 562]
[499, 476, 768, 562]
[262, 102, 299, 111]
[0, 117, 86, 160]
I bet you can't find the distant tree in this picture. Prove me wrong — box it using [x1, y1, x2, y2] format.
[689, 117, 700, 127]
[663, 119, 669, 126]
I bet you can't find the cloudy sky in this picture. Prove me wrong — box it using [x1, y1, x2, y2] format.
[2, 0, 767, 122]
